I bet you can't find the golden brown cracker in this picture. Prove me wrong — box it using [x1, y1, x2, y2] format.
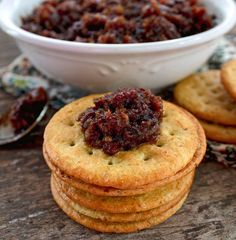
[221, 60, 236, 101]
[44, 97, 199, 189]
[43, 114, 206, 196]
[200, 119, 236, 144]
[174, 70, 236, 126]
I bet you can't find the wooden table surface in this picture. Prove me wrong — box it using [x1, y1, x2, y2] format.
[0, 29, 236, 240]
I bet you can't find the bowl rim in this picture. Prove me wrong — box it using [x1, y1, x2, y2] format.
[0, 0, 236, 54]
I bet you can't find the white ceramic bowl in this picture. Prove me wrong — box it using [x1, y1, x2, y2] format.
[0, 0, 236, 92]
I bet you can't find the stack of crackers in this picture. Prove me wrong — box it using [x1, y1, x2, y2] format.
[174, 60, 236, 144]
[43, 95, 206, 233]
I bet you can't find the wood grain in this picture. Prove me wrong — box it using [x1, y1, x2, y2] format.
[0, 29, 236, 240]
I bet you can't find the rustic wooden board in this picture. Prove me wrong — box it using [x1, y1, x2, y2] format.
[0, 30, 236, 240]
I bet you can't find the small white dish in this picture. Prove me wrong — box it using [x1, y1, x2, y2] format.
[0, 0, 236, 92]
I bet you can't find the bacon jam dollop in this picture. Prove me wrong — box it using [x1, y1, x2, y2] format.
[79, 88, 163, 155]
[10, 87, 48, 133]
[22, 0, 214, 44]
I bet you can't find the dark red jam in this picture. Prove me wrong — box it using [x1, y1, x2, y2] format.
[79, 88, 163, 155]
[10, 87, 48, 133]
[22, 0, 214, 44]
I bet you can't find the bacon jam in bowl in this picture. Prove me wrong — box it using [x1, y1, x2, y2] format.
[1, 0, 236, 91]
[21, 0, 214, 44]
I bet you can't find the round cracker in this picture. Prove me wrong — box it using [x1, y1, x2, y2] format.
[199, 119, 236, 144]
[51, 177, 188, 233]
[221, 60, 236, 101]
[53, 170, 194, 213]
[44, 97, 200, 189]
[43, 109, 206, 196]
[174, 70, 236, 126]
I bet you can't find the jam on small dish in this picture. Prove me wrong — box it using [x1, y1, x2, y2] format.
[10, 87, 48, 133]
[79, 88, 163, 155]
[22, 0, 214, 44]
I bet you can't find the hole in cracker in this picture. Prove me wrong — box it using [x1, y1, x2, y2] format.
[68, 121, 75, 127]
[157, 142, 165, 147]
[169, 132, 175, 136]
[210, 86, 221, 94]
[143, 156, 151, 161]
[211, 89, 218, 94]
[69, 141, 75, 147]
[108, 160, 113, 165]
[217, 95, 226, 102]
[204, 100, 211, 105]
[205, 81, 213, 87]
[225, 105, 235, 111]
[87, 149, 93, 155]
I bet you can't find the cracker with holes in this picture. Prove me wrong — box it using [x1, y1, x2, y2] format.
[44, 97, 201, 189]
[43, 88, 206, 233]
[221, 60, 236, 101]
[174, 70, 236, 126]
